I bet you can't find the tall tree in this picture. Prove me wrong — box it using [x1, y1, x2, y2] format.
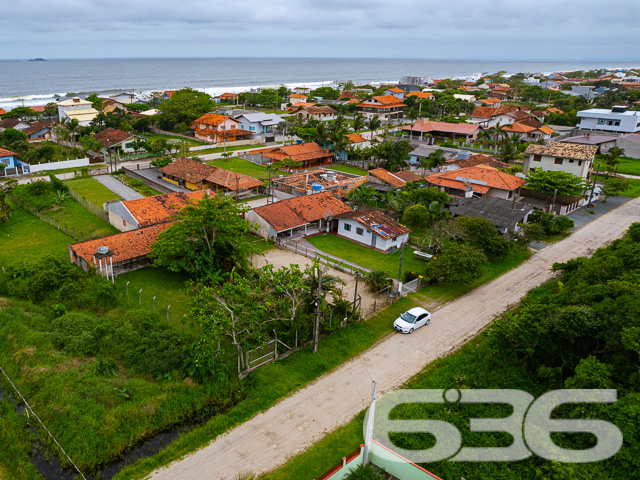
[525, 169, 585, 196]
[348, 184, 378, 207]
[156, 88, 215, 128]
[148, 194, 257, 279]
[367, 115, 382, 136]
[352, 114, 366, 132]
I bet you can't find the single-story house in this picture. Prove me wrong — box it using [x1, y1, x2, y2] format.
[405, 91, 434, 100]
[295, 106, 337, 121]
[158, 157, 263, 197]
[22, 121, 52, 142]
[94, 128, 140, 154]
[216, 92, 240, 103]
[402, 120, 480, 142]
[109, 92, 135, 105]
[0, 118, 30, 132]
[616, 133, 640, 159]
[68, 223, 171, 276]
[503, 123, 555, 143]
[336, 209, 411, 252]
[0, 148, 30, 176]
[336, 133, 371, 160]
[558, 134, 618, 153]
[518, 187, 585, 215]
[235, 112, 285, 137]
[409, 146, 461, 166]
[247, 191, 352, 240]
[271, 169, 366, 199]
[367, 168, 408, 192]
[261, 142, 334, 170]
[448, 196, 534, 234]
[425, 165, 526, 200]
[440, 154, 510, 172]
[107, 190, 209, 232]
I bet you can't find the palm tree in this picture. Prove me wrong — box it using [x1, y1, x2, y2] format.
[498, 141, 519, 163]
[352, 114, 366, 132]
[344, 464, 387, 480]
[476, 130, 492, 150]
[303, 264, 346, 313]
[329, 128, 349, 160]
[487, 123, 508, 152]
[423, 148, 447, 173]
[367, 115, 382, 138]
[348, 184, 378, 207]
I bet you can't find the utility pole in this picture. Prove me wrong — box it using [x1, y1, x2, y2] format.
[312, 265, 322, 354]
[397, 242, 405, 296]
[587, 163, 600, 207]
[550, 188, 558, 214]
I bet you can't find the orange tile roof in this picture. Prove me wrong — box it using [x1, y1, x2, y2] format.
[539, 126, 555, 134]
[368, 168, 406, 188]
[446, 154, 510, 170]
[290, 102, 317, 109]
[159, 157, 216, 184]
[345, 133, 367, 143]
[192, 113, 236, 127]
[164, 90, 176, 97]
[546, 107, 564, 114]
[94, 127, 135, 147]
[372, 95, 405, 105]
[479, 98, 501, 105]
[338, 209, 411, 240]
[427, 165, 525, 192]
[0, 148, 17, 157]
[348, 99, 360, 104]
[0, 109, 6, 116]
[121, 191, 209, 227]
[402, 119, 479, 136]
[262, 142, 333, 164]
[70, 223, 172, 267]
[289, 94, 308, 98]
[503, 123, 536, 134]
[252, 191, 351, 232]
[386, 88, 405, 93]
[220, 93, 239, 99]
[358, 102, 406, 109]
[394, 170, 424, 183]
[205, 169, 263, 191]
[216, 128, 253, 138]
[406, 91, 434, 99]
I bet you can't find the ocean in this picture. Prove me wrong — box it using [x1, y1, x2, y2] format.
[0, 57, 638, 110]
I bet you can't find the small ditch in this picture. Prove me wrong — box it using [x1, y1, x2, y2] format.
[0, 378, 219, 480]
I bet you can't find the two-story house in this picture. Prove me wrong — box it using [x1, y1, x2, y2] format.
[523, 143, 598, 181]
[56, 97, 99, 125]
[191, 113, 253, 144]
[357, 95, 405, 124]
[235, 112, 285, 139]
[577, 106, 640, 134]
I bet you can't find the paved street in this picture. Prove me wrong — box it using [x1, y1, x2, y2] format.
[149, 197, 640, 480]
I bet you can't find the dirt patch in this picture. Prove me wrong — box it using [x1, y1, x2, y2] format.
[252, 248, 380, 317]
[0, 297, 10, 309]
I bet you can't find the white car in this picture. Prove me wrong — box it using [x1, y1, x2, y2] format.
[393, 307, 431, 334]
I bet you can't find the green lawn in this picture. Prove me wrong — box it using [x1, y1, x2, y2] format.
[117, 174, 162, 197]
[191, 144, 266, 156]
[28, 164, 106, 177]
[139, 132, 207, 146]
[596, 155, 640, 176]
[64, 177, 121, 206]
[329, 164, 369, 176]
[46, 198, 119, 239]
[0, 207, 71, 269]
[307, 234, 428, 278]
[116, 267, 192, 329]
[206, 157, 277, 180]
[594, 173, 640, 198]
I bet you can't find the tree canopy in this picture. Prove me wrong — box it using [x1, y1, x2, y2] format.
[148, 194, 256, 279]
[156, 88, 215, 128]
[525, 169, 585, 196]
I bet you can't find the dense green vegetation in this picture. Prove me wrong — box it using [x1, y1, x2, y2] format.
[265, 224, 640, 480]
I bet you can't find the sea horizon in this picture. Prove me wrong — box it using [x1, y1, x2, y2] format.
[1, 56, 638, 111]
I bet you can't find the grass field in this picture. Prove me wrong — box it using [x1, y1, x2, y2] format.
[46, 198, 119, 239]
[596, 155, 640, 176]
[118, 174, 163, 197]
[0, 207, 71, 269]
[206, 157, 278, 180]
[329, 164, 369, 176]
[139, 132, 207, 146]
[594, 173, 640, 198]
[64, 177, 120, 206]
[307, 234, 428, 278]
[191, 144, 266, 156]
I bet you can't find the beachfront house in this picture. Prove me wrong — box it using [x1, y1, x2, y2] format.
[56, 97, 99, 126]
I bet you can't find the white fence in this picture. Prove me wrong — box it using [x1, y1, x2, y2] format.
[29, 158, 90, 173]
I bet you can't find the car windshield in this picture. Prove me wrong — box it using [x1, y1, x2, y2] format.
[400, 312, 417, 324]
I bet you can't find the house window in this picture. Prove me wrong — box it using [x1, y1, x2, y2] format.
[598, 119, 605, 125]
[554, 158, 563, 165]
[239, 124, 244, 129]
[533, 155, 541, 162]
[1, 158, 9, 166]
[569, 159, 574, 163]
[508, 191, 513, 199]
[344, 223, 351, 232]
[250, 126, 256, 131]
[356, 227, 364, 236]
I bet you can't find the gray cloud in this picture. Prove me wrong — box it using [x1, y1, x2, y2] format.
[2, 0, 639, 60]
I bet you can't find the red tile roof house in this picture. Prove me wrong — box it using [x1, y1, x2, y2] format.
[336, 209, 411, 252]
[357, 95, 406, 124]
[366, 168, 422, 192]
[69, 223, 172, 278]
[107, 190, 209, 232]
[401, 120, 480, 142]
[190, 113, 253, 144]
[93, 127, 140, 155]
[425, 165, 526, 200]
[246, 191, 352, 241]
[22, 121, 52, 143]
[260, 142, 335, 170]
[158, 157, 264, 198]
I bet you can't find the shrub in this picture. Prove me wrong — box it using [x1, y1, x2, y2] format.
[150, 156, 173, 168]
[528, 210, 574, 235]
[27, 179, 50, 196]
[402, 204, 431, 230]
[50, 312, 99, 356]
[129, 178, 144, 188]
[628, 223, 640, 242]
[365, 270, 392, 293]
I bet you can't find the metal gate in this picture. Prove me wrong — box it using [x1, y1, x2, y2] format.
[401, 277, 421, 296]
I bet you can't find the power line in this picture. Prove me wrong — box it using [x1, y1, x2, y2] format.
[0, 364, 87, 480]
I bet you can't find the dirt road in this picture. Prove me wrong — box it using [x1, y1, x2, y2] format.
[149, 197, 640, 480]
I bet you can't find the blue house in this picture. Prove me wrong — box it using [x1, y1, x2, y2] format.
[0, 148, 30, 176]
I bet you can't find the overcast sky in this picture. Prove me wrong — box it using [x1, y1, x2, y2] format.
[3, 0, 639, 61]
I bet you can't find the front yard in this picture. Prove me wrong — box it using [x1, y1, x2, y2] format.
[64, 177, 121, 206]
[206, 157, 281, 180]
[307, 233, 427, 279]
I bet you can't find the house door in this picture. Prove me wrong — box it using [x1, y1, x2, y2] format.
[371, 234, 377, 249]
